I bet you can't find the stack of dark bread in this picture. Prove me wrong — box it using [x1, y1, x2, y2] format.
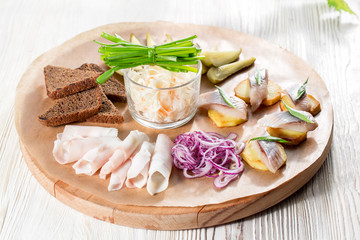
[38, 63, 126, 127]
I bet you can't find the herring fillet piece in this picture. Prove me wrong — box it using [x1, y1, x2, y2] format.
[126, 141, 155, 189]
[199, 90, 248, 120]
[108, 160, 132, 191]
[147, 134, 175, 195]
[284, 84, 312, 112]
[72, 138, 122, 176]
[252, 140, 286, 173]
[258, 111, 318, 132]
[249, 69, 268, 112]
[60, 125, 118, 141]
[53, 137, 119, 164]
[99, 130, 149, 179]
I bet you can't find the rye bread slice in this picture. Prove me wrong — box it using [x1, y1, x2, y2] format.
[86, 89, 124, 124]
[38, 87, 102, 127]
[77, 63, 127, 102]
[44, 65, 100, 99]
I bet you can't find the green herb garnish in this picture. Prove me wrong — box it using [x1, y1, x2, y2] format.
[282, 100, 314, 123]
[215, 85, 236, 109]
[250, 136, 289, 143]
[295, 77, 309, 101]
[94, 33, 204, 84]
[254, 69, 262, 85]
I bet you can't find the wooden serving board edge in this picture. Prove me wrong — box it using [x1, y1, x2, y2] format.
[19, 123, 332, 230]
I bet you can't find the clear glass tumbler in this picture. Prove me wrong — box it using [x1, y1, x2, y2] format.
[123, 62, 202, 129]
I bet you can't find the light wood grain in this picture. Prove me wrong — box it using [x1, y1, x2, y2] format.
[1, 0, 360, 239]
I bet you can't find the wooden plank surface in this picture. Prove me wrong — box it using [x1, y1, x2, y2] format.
[1, 0, 359, 239]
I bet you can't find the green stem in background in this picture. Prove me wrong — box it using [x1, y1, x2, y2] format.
[328, 0, 357, 16]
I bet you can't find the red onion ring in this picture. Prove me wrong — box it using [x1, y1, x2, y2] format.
[172, 131, 245, 188]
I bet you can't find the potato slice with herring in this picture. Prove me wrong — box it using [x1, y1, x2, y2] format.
[263, 81, 282, 106]
[199, 90, 248, 128]
[241, 140, 287, 172]
[266, 127, 307, 145]
[280, 94, 321, 116]
[241, 140, 269, 171]
[208, 107, 247, 127]
[307, 95, 321, 115]
[234, 79, 281, 106]
[234, 78, 250, 102]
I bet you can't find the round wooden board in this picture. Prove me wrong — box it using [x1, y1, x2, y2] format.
[15, 22, 333, 230]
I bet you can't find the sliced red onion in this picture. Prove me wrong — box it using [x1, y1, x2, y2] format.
[172, 131, 245, 188]
[214, 173, 239, 189]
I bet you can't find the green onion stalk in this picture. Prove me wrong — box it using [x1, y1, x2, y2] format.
[94, 32, 204, 84]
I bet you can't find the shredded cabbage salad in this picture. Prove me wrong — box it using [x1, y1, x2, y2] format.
[127, 65, 198, 123]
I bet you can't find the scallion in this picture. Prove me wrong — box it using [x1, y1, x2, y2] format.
[250, 136, 290, 143]
[215, 85, 237, 109]
[94, 32, 203, 84]
[282, 100, 314, 123]
[295, 77, 309, 101]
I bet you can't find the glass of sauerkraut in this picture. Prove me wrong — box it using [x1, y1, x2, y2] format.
[123, 62, 202, 129]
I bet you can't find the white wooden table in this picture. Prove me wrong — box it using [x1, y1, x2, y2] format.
[1, 0, 359, 239]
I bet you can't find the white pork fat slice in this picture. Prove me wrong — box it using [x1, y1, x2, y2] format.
[60, 125, 118, 141]
[53, 125, 119, 164]
[147, 134, 175, 196]
[53, 137, 117, 165]
[72, 138, 122, 176]
[108, 160, 132, 191]
[100, 130, 149, 179]
[126, 141, 155, 189]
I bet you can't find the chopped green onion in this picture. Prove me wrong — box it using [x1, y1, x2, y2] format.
[250, 136, 290, 143]
[96, 66, 121, 84]
[295, 77, 309, 101]
[282, 100, 314, 123]
[215, 85, 236, 109]
[94, 33, 202, 84]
